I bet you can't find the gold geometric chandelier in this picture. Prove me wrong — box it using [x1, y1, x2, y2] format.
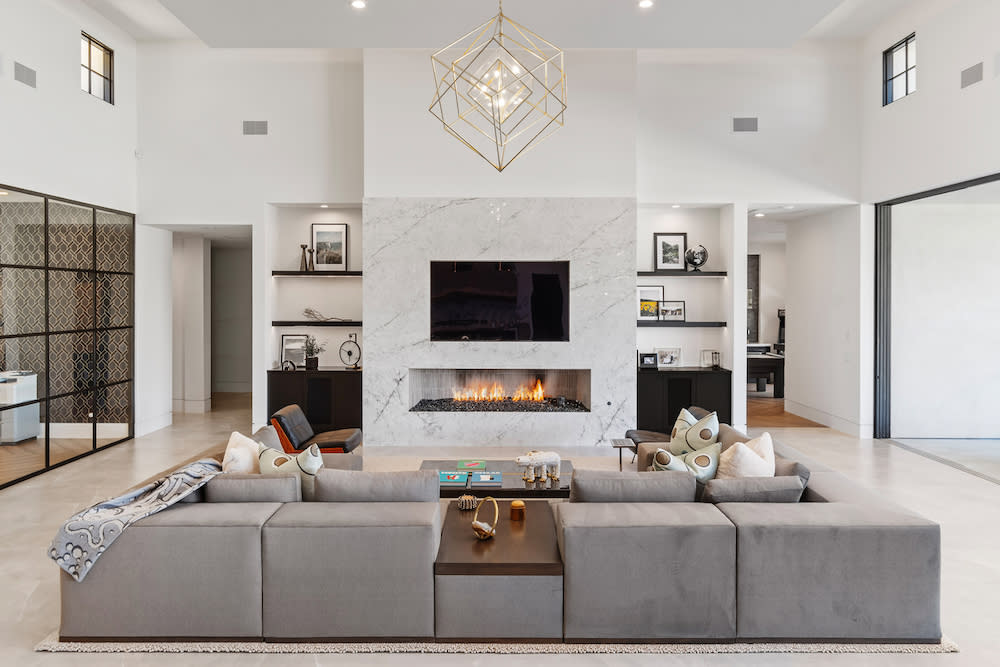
[429, 1, 567, 172]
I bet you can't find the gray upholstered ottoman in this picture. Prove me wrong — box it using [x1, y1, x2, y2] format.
[59, 502, 282, 640]
[261, 501, 441, 640]
[717, 502, 941, 641]
[559, 502, 737, 640]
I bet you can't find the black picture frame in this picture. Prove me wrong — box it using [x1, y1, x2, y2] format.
[311, 222, 348, 271]
[638, 352, 658, 369]
[280, 334, 308, 369]
[658, 300, 686, 322]
[653, 232, 687, 271]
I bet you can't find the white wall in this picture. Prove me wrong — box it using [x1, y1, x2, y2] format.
[637, 45, 861, 204]
[211, 245, 252, 393]
[134, 225, 173, 436]
[748, 240, 787, 345]
[171, 235, 212, 413]
[0, 0, 137, 212]
[891, 203, 1000, 437]
[862, 0, 1000, 202]
[363, 49, 636, 198]
[137, 43, 363, 225]
[784, 205, 874, 437]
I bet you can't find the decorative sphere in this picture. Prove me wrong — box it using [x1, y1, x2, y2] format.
[685, 245, 709, 269]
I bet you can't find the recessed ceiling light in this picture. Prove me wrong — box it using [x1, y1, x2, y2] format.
[320, 204, 329, 208]
[350, 0, 367, 9]
[638, 0, 654, 8]
[784, 205, 795, 210]
[754, 212, 766, 218]
[671, 204, 680, 209]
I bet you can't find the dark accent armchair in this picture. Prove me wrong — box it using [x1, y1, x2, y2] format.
[270, 404, 362, 454]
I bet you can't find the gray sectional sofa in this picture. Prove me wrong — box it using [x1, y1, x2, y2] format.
[57, 423, 941, 644]
[557, 421, 941, 642]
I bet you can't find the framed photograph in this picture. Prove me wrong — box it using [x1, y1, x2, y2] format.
[653, 233, 687, 271]
[312, 223, 348, 271]
[637, 285, 664, 320]
[700, 349, 719, 368]
[658, 300, 686, 322]
[655, 347, 682, 368]
[638, 352, 658, 369]
[280, 334, 308, 369]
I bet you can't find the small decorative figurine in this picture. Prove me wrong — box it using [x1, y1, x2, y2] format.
[299, 244, 308, 271]
[515, 450, 561, 483]
[307, 248, 315, 272]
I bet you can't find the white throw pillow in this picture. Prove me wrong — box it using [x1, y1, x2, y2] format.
[716, 432, 776, 479]
[222, 431, 260, 474]
[259, 444, 324, 500]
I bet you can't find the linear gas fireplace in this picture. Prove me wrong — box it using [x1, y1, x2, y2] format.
[409, 368, 590, 413]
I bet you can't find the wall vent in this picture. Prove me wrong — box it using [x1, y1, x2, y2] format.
[14, 62, 36, 88]
[733, 117, 758, 132]
[242, 120, 268, 135]
[961, 62, 984, 89]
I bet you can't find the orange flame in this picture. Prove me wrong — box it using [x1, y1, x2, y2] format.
[453, 379, 545, 402]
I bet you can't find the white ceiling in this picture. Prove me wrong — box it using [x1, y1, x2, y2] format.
[82, 0, 872, 48]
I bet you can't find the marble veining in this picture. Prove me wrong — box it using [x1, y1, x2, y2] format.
[363, 198, 637, 447]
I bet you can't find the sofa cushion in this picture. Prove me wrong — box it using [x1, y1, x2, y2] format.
[774, 455, 811, 486]
[569, 469, 695, 503]
[651, 444, 721, 484]
[313, 468, 438, 502]
[222, 431, 260, 474]
[205, 473, 302, 503]
[718, 424, 749, 451]
[702, 476, 805, 503]
[259, 444, 324, 500]
[249, 425, 282, 451]
[717, 433, 775, 479]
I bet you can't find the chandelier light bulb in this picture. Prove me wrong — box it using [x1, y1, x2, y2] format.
[639, 0, 654, 8]
[350, 0, 366, 9]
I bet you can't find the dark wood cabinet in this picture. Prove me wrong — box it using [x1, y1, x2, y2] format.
[267, 369, 362, 432]
[636, 367, 732, 431]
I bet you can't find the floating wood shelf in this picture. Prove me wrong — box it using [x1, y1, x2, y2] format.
[272, 321, 363, 327]
[272, 271, 362, 277]
[636, 321, 727, 328]
[636, 271, 727, 277]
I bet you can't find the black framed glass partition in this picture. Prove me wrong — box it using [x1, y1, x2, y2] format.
[0, 183, 134, 489]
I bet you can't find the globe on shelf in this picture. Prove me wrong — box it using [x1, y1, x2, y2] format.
[685, 245, 709, 271]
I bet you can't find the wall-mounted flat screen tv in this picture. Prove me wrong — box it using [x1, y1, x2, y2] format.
[430, 261, 569, 341]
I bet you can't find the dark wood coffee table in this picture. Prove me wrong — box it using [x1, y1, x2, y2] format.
[434, 500, 563, 640]
[419, 459, 574, 498]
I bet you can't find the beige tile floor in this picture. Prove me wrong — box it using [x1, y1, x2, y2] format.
[1, 395, 995, 665]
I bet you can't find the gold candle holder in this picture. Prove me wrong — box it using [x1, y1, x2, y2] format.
[510, 499, 526, 521]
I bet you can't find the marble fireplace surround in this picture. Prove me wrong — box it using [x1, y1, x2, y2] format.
[363, 197, 636, 448]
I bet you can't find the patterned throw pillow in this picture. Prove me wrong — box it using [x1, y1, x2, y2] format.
[669, 411, 720, 455]
[222, 431, 260, 474]
[259, 444, 324, 500]
[716, 432, 776, 479]
[651, 443, 721, 484]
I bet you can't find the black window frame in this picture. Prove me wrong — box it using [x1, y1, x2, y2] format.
[81, 32, 114, 105]
[883, 33, 916, 106]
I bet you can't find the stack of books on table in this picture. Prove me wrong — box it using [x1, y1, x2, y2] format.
[469, 471, 503, 488]
[439, 471, 470, 487]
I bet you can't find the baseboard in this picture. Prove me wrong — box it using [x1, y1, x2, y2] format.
[174, 398, 212, 414]
[136, 412, 172, 437]
[783, 400, 873, 438]
[213, 382, 252, 393]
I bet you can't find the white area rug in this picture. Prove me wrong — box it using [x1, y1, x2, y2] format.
[35, 632, 958, 654]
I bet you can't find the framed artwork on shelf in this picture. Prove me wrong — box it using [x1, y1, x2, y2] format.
[638, 352, 658, 369]
[653, 232, 687, 271]
[637, 285, 664, 320]
[656, 347, 682, 368]
[280, 334, 308, 369]
[312, 223, 348, 271]
[658, 300, 686, 322]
